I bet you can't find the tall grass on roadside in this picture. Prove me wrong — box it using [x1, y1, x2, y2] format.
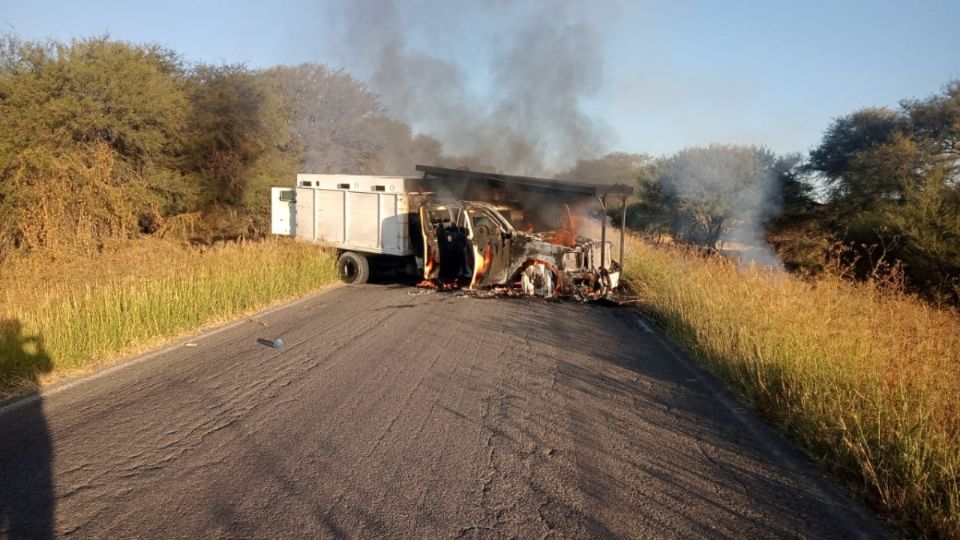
[0, 238, 337, 396]
[624, 240, 960, 538]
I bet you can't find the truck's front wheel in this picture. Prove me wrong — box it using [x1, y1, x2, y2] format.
[338, 251, 370, 284]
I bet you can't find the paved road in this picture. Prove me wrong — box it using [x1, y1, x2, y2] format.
[1, 283, 884, 538]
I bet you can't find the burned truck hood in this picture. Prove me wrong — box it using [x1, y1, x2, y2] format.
[510, 231, 577, 268]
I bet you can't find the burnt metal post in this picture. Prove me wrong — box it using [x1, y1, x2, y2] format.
[619, 194, 627, 274]
[599, 194, 607, 269]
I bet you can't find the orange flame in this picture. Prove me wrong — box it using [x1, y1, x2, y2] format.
[470, 243, 494, 288]
[424, 251, 436, 278]
[544, 204, 580, 247]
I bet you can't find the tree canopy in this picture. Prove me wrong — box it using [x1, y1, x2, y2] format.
[804, 82, 960, 302]
[619, 145, 781, 250]
[0, 34, 439, 256]
[0, 35, 188, 171]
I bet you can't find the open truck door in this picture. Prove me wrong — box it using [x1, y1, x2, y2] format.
[420, 204, 442, 281]
[271, 187, 297, 236]
[420, 203, 478, 284]
[466, 206, 512, 288]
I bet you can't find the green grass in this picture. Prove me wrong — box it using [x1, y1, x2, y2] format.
[0, 238, 338, 396]
[624, 239, 960, 538]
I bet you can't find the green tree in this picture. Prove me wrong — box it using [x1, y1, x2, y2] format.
[771, 153, 815, 216]
[903, 80, 960, 162]
[0, 35, 190, 255]
[0, 35, 188, 171]
[264, 64, 444, 176]
[808, 80, 960, 303]
[185, 64, 294, 207]
[265, 64, 382, 173]
[366, 116, 443, 175]
[626, 166, 675, 241]
[655, 145, 777, 249]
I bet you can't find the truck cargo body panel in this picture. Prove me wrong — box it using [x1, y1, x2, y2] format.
[274, 174, 415, 257]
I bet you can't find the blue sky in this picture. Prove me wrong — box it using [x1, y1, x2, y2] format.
[2, 0, 959, 159]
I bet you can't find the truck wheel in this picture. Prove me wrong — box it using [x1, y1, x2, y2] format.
[338, 251, 370, 284]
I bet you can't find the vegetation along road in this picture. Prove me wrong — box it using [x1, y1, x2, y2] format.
[0, 283, 887, 538]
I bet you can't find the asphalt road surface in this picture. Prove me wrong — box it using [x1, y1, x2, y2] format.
[1, 283, 886, 539]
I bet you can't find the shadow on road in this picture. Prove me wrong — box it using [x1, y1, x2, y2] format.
[1, 318, 54, 539]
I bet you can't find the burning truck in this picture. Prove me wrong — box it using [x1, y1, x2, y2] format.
[270, 165, 632, 300]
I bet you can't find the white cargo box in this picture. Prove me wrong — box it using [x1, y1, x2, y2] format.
[271, 174, 417, 256]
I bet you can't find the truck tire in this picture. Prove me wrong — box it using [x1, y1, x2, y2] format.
[338, 251, 370, 284]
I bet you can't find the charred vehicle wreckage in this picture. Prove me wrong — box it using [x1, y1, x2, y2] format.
[420, 202, 619, 299]
[270, 165, 633, 301]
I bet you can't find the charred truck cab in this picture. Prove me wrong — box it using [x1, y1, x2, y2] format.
[420, 201, 618, 299]
[271, 165, 633, 300]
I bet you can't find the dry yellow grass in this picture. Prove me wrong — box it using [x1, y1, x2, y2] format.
[624, 239, 960, 537]
[0, 237, 338, 397]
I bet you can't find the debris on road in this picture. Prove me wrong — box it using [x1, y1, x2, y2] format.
[257, 338, 284, 349]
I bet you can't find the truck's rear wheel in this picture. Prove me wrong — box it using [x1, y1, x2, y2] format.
[338, 251, 370, 284]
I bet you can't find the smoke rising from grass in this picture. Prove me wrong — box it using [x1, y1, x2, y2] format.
[338, 1, 611, 176]
[657, 144, 784, 268]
